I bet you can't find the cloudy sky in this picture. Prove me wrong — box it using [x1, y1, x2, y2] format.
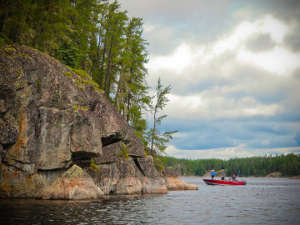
[119, 0, 300, 159]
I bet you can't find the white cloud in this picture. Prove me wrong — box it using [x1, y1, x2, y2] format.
[238, 46, 300, 75]
[260, 15, 289, 43]
[166, 93, 282, 120]
[165, 145, 300, 160]
[147, 14, 300, 79]
[143, 23, 155, 33]
[145, 14, 299, 125]
[147, 43, 193, 74]
[212, 14, 289, 54]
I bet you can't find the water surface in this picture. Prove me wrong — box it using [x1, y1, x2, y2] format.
[0, 177, 299, 225]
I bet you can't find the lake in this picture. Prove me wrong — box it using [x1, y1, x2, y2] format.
[0, 177, 299, 225]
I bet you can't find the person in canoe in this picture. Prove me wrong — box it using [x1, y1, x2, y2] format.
[210, 169, 216, 179]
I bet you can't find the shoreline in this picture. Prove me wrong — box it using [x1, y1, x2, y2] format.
[180, 175, 300, 179]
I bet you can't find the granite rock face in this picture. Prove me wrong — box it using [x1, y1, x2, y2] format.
[0, 46, 167, 199]
[88, 155, 168, 195]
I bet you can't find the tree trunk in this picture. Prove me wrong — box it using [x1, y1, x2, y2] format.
[99, 33, 107, 88]
[104, 35, 113, 96]
[114, 70, 124, 108]
[126, 93, 131, 122]
[151, 105, 158, 155]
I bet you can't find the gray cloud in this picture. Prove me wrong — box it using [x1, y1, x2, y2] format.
[293, 69, 300, 80]
[149, 50, 297, 105]
[121, 0, 300, 55]
[163, 118, 300, 150]
[245, 33, 276, 52]
[250, 0, 300, 22]
[119, 0, 243, 55]
[144, 25, 182, 55]
[119, 0, 234, 22]
[284, 27, 300, 52]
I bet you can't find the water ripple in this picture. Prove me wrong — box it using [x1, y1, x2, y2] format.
[0, 178, 300, 225]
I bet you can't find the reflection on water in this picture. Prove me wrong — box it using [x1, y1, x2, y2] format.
[0, 177, 300, 225]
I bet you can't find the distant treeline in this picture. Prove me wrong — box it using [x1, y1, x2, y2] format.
[159, 154, 300, 177]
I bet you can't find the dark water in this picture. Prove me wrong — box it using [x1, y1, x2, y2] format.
[1, 177, 300, 225]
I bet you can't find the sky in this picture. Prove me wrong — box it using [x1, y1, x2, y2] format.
[119, 0, 300, 159]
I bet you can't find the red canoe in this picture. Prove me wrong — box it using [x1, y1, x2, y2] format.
[203, 179, 246, 185]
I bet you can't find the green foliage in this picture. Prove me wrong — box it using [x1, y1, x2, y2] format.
[71, 68, 104, 93]
[0, 37, 6, 47]
[73, 105, 79, 111]
[90, 158, 98, 171]
[72, 68, 92, 81]
[74, 79, 84, 88]
[64, 71, 73, 78]
[36, 79, 41, 92]
[73, 105, 88, 111]
[120, 142, 129, 159]
[64, 66, 105, 94]
[0, 0, 73, 52]
[4, 46, 16, 53]
[56, 44, 80, 68]
[160, 154, 300, 177]
[153, 157, 165, 171]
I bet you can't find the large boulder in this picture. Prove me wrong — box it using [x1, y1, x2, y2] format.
[166, 177, 198, 191]
[0, 45, 166, 198]
[164, 167, 198, 191]
[38, 165, 103, 199]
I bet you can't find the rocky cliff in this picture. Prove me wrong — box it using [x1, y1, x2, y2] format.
[0, 45, 168, 199]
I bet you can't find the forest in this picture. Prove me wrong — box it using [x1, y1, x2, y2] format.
[0, 0, 175, 157]
[160, 154, 300, 177]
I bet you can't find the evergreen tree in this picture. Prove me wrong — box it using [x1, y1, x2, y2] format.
[147, 78, 177, 156]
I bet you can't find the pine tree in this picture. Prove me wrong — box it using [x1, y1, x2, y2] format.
[147, 78, 177, 156]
